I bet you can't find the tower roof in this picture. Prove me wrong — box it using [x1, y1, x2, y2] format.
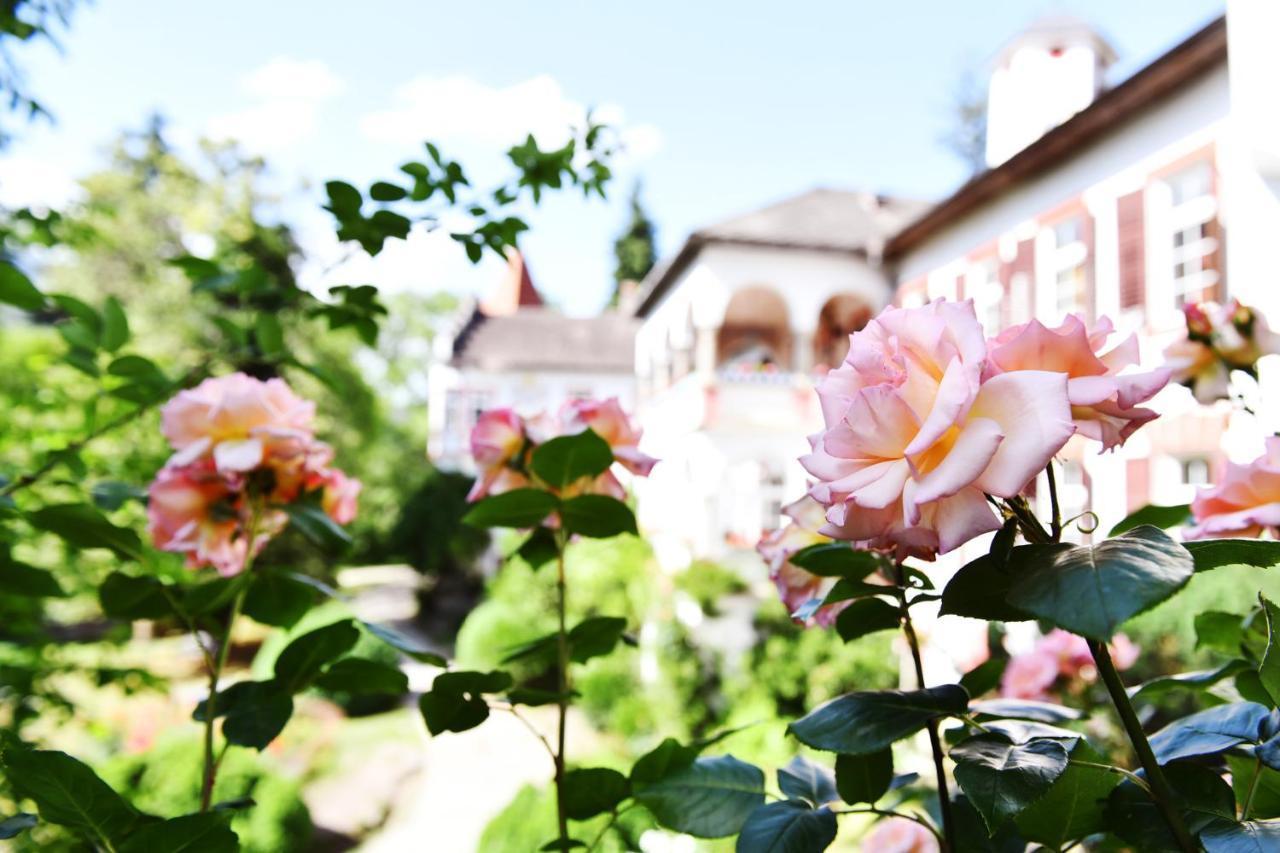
[480, 247, 543, 317]
[993, 13, 1118, 69]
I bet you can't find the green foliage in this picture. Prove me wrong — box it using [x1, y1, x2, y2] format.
[735, 799, 837, 852]
[834, 750, 893, 805]
[632, 754, 765, 838]
[788, 685, 969, 754]
[950, 734, 1069, 832]
[611, 183, 657, 300]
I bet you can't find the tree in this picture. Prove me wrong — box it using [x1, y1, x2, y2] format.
[0, 0, 79, 146]
[610, 182, 656, 305]
[940, 67, 989, 176]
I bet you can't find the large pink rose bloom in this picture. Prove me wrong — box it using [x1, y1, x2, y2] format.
[757, 496, 851, 627]
[147, 460, 282, 576]
[804, 300, 1075, 559]
[986, 314, 1169, 451]
[162, 373, 316, 473]
[559, 397, 658, 476]
[467, 408, 529, 501]
[1187, 436, 1280, 539]
[862, 817, 940, 853]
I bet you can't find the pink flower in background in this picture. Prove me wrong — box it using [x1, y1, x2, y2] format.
[862, 817, 940, 853]
[986, 314, 1169, 451]
[1165, 300, 1280, 403]
[757, 495, 850, 627]
[317, 469, 362, 525]
[1109, 633, 1141, 670]
[803, 299, 1075, 559]
[999, 651, 1059, 700]
[1187, 436, 1280, 539]
[1000, 629, 1139, 698]
[467, 408, 529, 501]
[1036, 629, 1094, 678]
[161, 373, 316, 472]
[560, 397, 658, 476]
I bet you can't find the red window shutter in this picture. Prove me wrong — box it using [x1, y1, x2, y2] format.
[1117, 190, 1145, 310]
[1082, 212, 1096, 320]
[1125, 458, 1150, 512]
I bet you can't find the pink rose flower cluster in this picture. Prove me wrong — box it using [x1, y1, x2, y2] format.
[1164, 299, 1279, 404]
[803, 300, 1169, 559]
[1000, 629, 1138, 700]
[861, 817, 939, 853]
[757, 495, 853, 627]
[1187, 435, 1280, 540]
[467, 398, 657, 502]
[147, 373, 360, 575]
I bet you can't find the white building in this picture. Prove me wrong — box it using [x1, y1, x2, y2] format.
[634, 8, 1280, 565]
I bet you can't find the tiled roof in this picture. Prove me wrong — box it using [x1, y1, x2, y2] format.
[451, 307, 636, 373]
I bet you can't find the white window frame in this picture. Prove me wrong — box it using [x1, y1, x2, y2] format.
[1165, 163, 1219, 308]
[1049, 216, 1087, 319]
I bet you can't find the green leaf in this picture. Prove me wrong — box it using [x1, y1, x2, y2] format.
[788, 685, 969, 754]
[107, 354, 166, 381]
[181, 576, 239, 615]
[214, 681, 294, 749]
[1109, 503, 1192, 536]
[633, 754, 765, 838]
[1201, 820, 1280, 852]
[284, 500, 352, 552]
[953, 793, 1027, 851]
[0, 558, 64, 597]
[0, 813, 37, 839]
[939, 548, 1045, 622]
[950, 734, 1069, 833]
[1198, 610, 1248, 655]
[515, 526, 558, 571]
[834, 749, 892, 805]
[254, 313, 284, 357]
[1128, 659, 1253, 701]
[561, 767, 630, 820]
[27, 503, 143, 560]
[314, 658, 409, 695]
[969, 698, 1082, 723]
[99, 296, 129, 352]
[242, 572, 314, 627]
[788, 543, 882, 578]
[1148, 701, 1271, 763]
[324, 180, 363, 217]
[1186, 539, 1280, 573]
[502, 616, 629, 666]
[369, 181, 408, 201]
[118, 812, 238, 853]
[1014, 739, 1118, 847]
[559, 495, 637, 538]
[529, 430, 614, 490]
[419, 670, 513, 735]
[1261, 595, 1280, 707]
[274, 620, 360, 692]
[735, 800, 837, 853]
[1005, 526, 1194, 641]
[99, 572, 175, 620]
[462, 488, 559, 529]
[960, 658, 1008, 699]
[90, 480, 148, 511]
[361, 621, 448, 666]
[834, 598, 900, 643]
[0, 747, 142, 845]
[777, 756, 837, 806]
[631, 738, 698, 785]
[1106, 761, 1234, 846]
[1228, 754, 1280, 819]
[0, 262, 43, 311]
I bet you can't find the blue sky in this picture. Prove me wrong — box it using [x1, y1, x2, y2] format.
[4, 0, 1223, 315]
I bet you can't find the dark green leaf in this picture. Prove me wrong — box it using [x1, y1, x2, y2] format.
[99, 572, 174, 620]
[788, 543, 882, 578]
[529, 430, 614, 490]
[1228, 754, 1280, 819]
[254, 313, 284, 358]
[107, 354, 165, 381]
[1198, 610, 1248, 655]
[1109, 503, 1192, 536]
[274, 620, 360, 692]
[1186, 539, 1280, 573]
[361, 621, 447, 666]
[181, 577, 239, 615]
[27, 503, 143, 560]
[960, 658, 1008, 699]
[561, 767, 630, 820]
[953, 793, 1027, 852]
[242, 572, 314, 627]
[100, 296, 129, 352]
[568, 616, 628, 663]
[118, 812, 238, 853]
[834, 750, 892, 805]
[1149, 701, 1271, 763]
[314, 658, 408, 695]
[631, 738, 698, 785]
[216, 681, 294, 749]
[1005, 526, 1194, 641]
[1261, 595, 1280, 706]
[777, 756, 837, 806]
[734, 801, 837, 853]
[1014, 739, 1118, 847]
[834, 598, 900, 643]
[560, 495, 636, 538]
[284, 500, 352, 552]
[462, 488, 558, 529]
[1201, 820, 1280, 852]
[950, 734, 1069, 833]
[939, 548, 1046, 622]
[0, 262, 43, 311]
[788, 685, 969, 754]
[0, 558, 64, 597]
[1128, 659, 1253, 701]
[819, 577, 895, 607]
[90, 480, 148, 511]
[969, 698, 1083, 723]
[0, 813, 36, 839]
[515, 526, 558, 570]
[0, 747, 141, 845]
[324, 180, 363, 217]
[369, 181, 407, 201]
[633, 754, 765, 838]
[419, 671, 511, 735]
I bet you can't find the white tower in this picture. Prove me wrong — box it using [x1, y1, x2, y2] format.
[985, 15, 1117, 168]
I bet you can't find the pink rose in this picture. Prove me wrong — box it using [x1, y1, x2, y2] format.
[803, 300, 1075, 559]
[1165, 300, 1280, 404]
[757, 495, 850, 627]
[1187, 436, 1280, 539]
[1032, 629, 1137, 683]
[467, 409, 529, 501]
[147, 460, 283, 576]
[318, 468, 361, 525]
[999, 651, 1059, 700]
[862, 817, 940, 853]
[559, 397, 658, 476]
[1109, 633, 1140, 671]
[161, 373, 316, 473]
[986, 314, 1169, 451]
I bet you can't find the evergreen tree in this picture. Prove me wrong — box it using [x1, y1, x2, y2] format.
[611, 182, 657, 305]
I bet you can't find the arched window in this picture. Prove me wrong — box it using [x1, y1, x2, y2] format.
[716, 287, 791, 373]
[813, 293, 873, 371]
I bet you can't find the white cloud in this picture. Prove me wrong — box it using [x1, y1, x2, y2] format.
[359, 73, 663, 162]
[0, 154, 79, 208]
[205, 57, 345, 153]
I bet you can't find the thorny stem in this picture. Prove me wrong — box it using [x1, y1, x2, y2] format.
[894, 562, 956, 853]
[832, 806, 944, 843]
[1037, 463, 1196, 853]
[1046, 461, 1063, 541]
[553, 528, 571, 847]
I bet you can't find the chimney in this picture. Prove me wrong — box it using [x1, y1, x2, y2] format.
[985, 15, 1117, 168]
[481, 247, 543, 317]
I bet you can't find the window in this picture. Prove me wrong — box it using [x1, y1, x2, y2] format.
[1050, 216, 1087, 318]
[970, 260, 1003, 333]
[1166, 162, 1219, 307]
[761, 468, 786, 532]
[1180, 457, 1211, 487]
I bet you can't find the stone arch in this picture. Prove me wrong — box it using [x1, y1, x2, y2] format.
[716, 286, 791, 371]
